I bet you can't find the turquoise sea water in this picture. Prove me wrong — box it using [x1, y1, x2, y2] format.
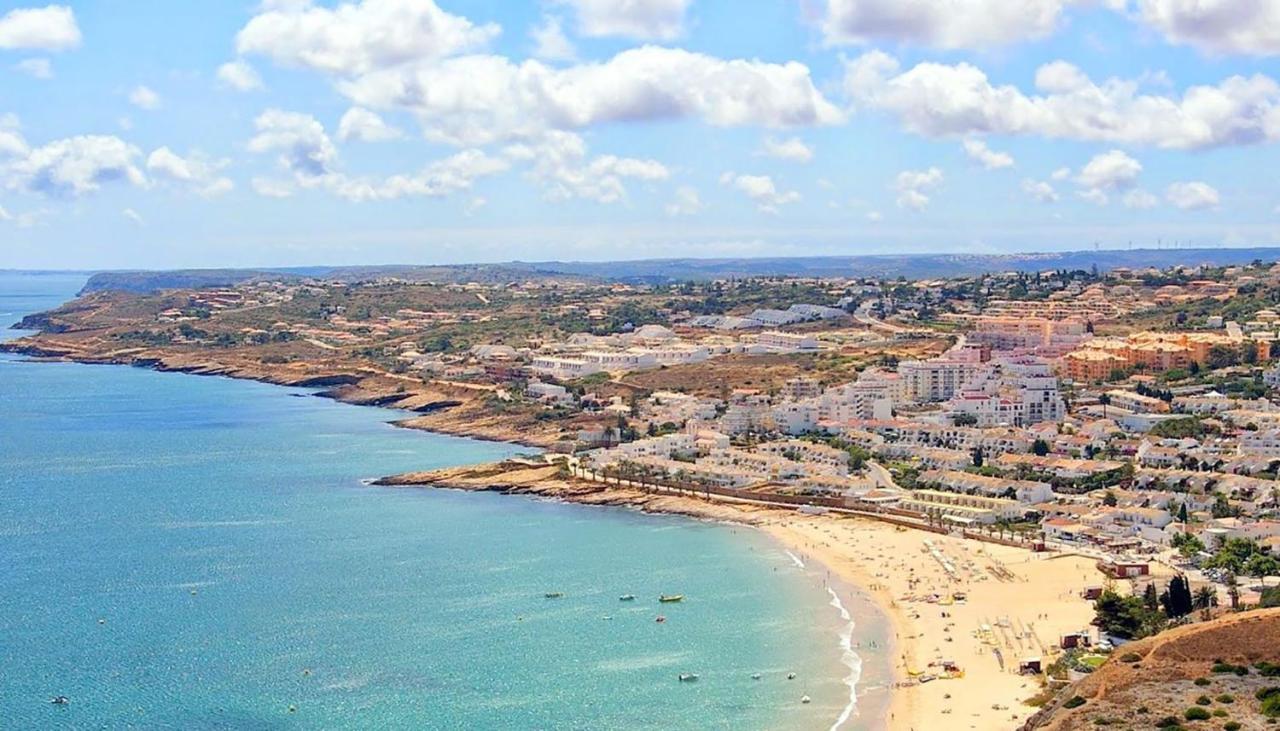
[0, 273, 889, 729]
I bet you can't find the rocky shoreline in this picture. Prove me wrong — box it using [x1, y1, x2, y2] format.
[0, 339, 559, 449]
[372, 462, 778, 525]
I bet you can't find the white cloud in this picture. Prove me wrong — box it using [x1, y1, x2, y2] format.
[556, 0, 692, 40]
[217, 60, 264, 92]
[1078, 188, 1109, 205]
[962, 138, 1014, 169]
[1122, 188, 1159, 209]
[235, 0, 499, 76]
[128, 85, 161, 111]
[845, 50, 1280, 150]
[894, 167, 943, 211]
[530, 16, 576, 62]
[2, 134, 145, 197]
[1134, 0, 1280, 56]
[1166, 181, 1220, 210]
[759, 136, 814, 163]
[1050, 166, 1071, 180]
[249, 109, 339, 177]
[248, 109, 506, 201]
[505, 130, 667, 203]
[122, 208, 144, 226]
[0, 5, 80, 51]
[665, 185, 704, 216]
[821, 0, 1071, 49]
[1021, 178, 1059, 203]
[721, 172, 801, 213]
[14, 57, 52, 79]
[866, 210, 883, 222]
[1075, 149, 1142, 190]
[146, 147, 234, 197]
[337, 107, 402, 143]
[339, 47, 844, 146]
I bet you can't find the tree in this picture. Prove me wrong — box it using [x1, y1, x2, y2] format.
[1143, 582, 1160, 612]
[972, 447, 985, 468]
[1193, 585, 1218, 612]
[1102, 490, 1118, 507]
[1178, 502, 1190, 525]
[1246, 553, 1280, 580]
[1160, 575, 1194, 618]
[1032, 439, 1051, 457]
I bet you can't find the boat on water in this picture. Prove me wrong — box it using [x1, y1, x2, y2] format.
[801, 695, 811, 704]
[750, 673, 762, 680]
[544, 592, 564, 599]
[50, 696, 69, 705]
[655, 615, 666, 623]
[678, 673, 699, 682]
[618, 594, 636, 601]
[658, 594, 684, 603]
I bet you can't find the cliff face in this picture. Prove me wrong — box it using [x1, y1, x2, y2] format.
[1023, 609, 1280, 731]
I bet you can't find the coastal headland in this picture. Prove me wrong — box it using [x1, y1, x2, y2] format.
[375, 459, 1112, 731]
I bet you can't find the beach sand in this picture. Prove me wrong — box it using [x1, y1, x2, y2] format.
[764, 516, 1105, 731]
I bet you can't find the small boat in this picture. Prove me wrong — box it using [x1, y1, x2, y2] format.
[750, 673, 762, 680]
[50, 696, 70, 706]
[544, 592, 564, 599]
[801, 695, 811, 704]
[618, 594, 636, 601]
[786, 672, 797, 680]
[655, 616, 666, 623]
[678, 673, 699, 682]
[658, 594, 684, 603]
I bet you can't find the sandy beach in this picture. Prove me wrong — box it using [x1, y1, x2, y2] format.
[765, 516, 1105, 731]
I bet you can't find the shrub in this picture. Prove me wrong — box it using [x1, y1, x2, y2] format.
[1185, 706, 1211, 721]
[1216, 694, 1234, 704]
[1196, 695, 1212, 705]
[1212, 709, 1226, 717]
[1121, 652, 1142, 663]
[1063, 695, 1087, 709]
[1155, 716, 1183, 728]
[1195, 677, 1212, 686]
[1223, 723, 1240, 731]
[1257, 686, 1280, 718]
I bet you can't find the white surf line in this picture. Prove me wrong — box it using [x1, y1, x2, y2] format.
[826, 586, 862, 731]
[785, 550, 806, 569]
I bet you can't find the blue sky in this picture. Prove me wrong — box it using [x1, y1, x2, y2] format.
[1, 0, 1279, 269]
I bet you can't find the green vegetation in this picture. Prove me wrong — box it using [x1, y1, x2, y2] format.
[1184, 706, 1211, 721]
[1063, 695, 1086, 709]
[1257, 687, 1280, 718]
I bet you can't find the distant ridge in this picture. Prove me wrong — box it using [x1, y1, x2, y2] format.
[75, 246, 1280, 294]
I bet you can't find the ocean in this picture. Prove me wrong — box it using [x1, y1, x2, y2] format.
[0, 272, 889, 729]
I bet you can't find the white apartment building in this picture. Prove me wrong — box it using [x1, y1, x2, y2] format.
[530, 356, 604, 379]
[757, 331, 820, 352]
[897, 358, 988, 403]
[1239, 428, 1280, 457]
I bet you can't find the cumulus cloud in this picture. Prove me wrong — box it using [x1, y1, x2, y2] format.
[530, 15, 576, 62]
[0, 5, 80, 51]
[1075, 149, 1142, 190]
[217, 60, 264, 92]
[337, 107, 402, 142]
[238, 2, 842, 149]
[665, 185, 704, 216]
[759, 136, 814, 163]
[122, 208, 144, 226]
[962, 138, 1014, 169]
[146, 147, 234, 197]
[821, 0, 1072, 49]
[894, 167, 943, 211]
[721, 172, 801, 213]
[2, 133, 145, 197]
[337, 47, 843, 146]
[845, 50, 1280, 150]
[128, 85, 161, 110]
[1021, 178, 1059, 203]
[505, 130, 668, 203]
[14, 57, 52, 79]
[247, 108, 506, 201]
[1166, 180, 1220, 210]
[235, 0, 499, 76]
[555, 0, 692, 40]
[1133, 0, 1280, 56]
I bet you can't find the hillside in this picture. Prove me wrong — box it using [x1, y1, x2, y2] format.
[1023, 609, 1280, 731]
